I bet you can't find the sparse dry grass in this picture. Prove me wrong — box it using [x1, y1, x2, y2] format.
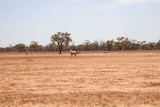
[0, 51, 160, 107]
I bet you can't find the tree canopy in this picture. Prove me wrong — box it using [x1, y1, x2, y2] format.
[51, 32, 72, 54]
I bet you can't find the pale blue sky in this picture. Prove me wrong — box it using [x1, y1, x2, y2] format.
[0, 0, 160, 47]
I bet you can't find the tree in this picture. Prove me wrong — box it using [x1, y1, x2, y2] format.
[121, 37, 130, 50]
[83, 40, 91, 51]
[51, 32, 72, 54]
[115, 37, 125, 51]
[0, 48, 5, 52]
[115, 37, 130, 51]
[140, 41, 146, 50]
[155, 40, 160, 50]
[14, 43, 26, 52]
[106, 40, 114, 51]
[45, 43, 56, 52]
[91, 41, 99, 51]
[29, 41, 40, 52]
[146, 42, 155, 50]
[99, 40, 106, 51]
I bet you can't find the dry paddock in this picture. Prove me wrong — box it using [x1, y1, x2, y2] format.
[0, 51, 160, 107]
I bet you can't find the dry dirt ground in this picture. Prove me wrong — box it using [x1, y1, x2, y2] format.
[0, 51, 160, 107]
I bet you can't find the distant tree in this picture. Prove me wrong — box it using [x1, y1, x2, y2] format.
[140, 41, 146, 50]
[155, 40, 160, 50]
[130, 39, 140, 50]
[121, 37, 130, 50]
[115, 37, 125, 51]
[83, 40, 91, 51]
[106, 40, 114, 51]
[14, 43, 26, 52]
[99, 40, 106, 51]
[147, 42, 155, 50]
[115, 37, 131, 51]
[45, 43, 56, 52]
[70, 43, 77, 51]
[5, 44, 15, 52]
[29, 41, 39, 52]
[51, 32, 72, 54]
[92, 40, 99, 51]
[76, 44, 85, 51]
[0, 48, 5, 52]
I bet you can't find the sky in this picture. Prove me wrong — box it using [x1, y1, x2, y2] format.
[0, 0, 160, 47]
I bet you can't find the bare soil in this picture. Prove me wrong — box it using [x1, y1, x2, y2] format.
[0, 51, 160, 107]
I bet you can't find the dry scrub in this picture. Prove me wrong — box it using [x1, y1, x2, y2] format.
[0, 51, 160, 107]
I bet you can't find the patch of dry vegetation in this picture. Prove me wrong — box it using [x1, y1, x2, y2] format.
[0, 51, 160, 106]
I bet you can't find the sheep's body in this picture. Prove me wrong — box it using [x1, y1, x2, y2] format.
[70, 50, 77, 56]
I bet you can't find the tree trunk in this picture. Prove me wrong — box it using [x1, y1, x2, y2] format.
[59, 49, 62, 54]
[58, 44, 63, 54]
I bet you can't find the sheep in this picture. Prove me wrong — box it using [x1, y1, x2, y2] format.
[70, 49, 77, 56]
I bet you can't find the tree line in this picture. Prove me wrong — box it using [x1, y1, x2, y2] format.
[0, 32, 160, 53]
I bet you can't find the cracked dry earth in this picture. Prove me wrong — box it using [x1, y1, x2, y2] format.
[0, 51, 160, 107]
